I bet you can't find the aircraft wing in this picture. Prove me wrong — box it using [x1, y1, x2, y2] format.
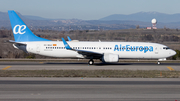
[61, 38, 103, 59]
[75, 50, 103, 59]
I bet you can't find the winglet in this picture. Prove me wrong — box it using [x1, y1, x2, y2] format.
[67, 36, 72, 41]
[61, 38, 72, 50]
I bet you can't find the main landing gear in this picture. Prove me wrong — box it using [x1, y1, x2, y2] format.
[88, 59, 94, 65]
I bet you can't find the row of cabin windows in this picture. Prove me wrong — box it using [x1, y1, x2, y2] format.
[47, 47, 171, 50]
[46, 47, 65, 49]
[46, 47, 112, 50]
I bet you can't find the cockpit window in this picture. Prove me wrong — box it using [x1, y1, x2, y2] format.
[163, 47, 170, 50]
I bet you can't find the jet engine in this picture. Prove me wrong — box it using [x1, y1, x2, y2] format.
[102, 53, 119, 63]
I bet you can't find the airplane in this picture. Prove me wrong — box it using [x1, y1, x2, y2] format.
[8, 10, 176, 65]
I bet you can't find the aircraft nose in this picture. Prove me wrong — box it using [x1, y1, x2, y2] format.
[171, 50, 176, 56]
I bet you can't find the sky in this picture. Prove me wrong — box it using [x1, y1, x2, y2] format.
[0, 0, 180, 20]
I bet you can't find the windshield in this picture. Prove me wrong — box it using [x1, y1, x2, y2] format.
[163, 47, 170, 50]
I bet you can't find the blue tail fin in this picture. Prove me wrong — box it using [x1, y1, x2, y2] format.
[8, 10, 50, 42]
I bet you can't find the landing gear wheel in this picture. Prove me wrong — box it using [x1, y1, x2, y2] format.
[157, 61, 161, 65]
[88, 59, 94, 65]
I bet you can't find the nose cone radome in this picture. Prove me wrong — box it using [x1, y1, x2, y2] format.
[171, 50, 176, 56]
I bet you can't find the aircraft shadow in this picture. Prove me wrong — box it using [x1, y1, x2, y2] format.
[45, 62, 133, 66]
[44, 62, 179, 66]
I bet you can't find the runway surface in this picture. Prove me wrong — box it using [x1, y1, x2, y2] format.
[0, 78, 180, 101]
[0, 62, 180, 71]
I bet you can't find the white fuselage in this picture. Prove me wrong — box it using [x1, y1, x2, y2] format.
[20, 41, 176, 59]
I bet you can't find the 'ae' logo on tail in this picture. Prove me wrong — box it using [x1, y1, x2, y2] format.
[13, 25, 26, 34]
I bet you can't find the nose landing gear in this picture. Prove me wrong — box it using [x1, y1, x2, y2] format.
[88, 59, 94, 65]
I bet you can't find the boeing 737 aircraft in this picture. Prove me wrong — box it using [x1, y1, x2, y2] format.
[8, 10, 176, 65]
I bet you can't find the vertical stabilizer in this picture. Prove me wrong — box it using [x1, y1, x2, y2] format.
[8, 10, 50, 42]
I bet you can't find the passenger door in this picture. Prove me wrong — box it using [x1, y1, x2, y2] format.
[154, 46, 158, 54]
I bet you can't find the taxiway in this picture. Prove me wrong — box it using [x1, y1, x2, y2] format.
[0, 78, 179, 101]
[0, 62, 180, 71]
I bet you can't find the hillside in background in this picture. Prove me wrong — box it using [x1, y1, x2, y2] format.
[1, 11, 180, 30]
[0, 11, 51, 21]
[99, 11, 180, 23]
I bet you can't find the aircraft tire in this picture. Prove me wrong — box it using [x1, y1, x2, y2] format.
[88, 59, 94, 65]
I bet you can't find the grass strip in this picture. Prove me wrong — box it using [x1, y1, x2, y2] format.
[0, 70, 180, 78]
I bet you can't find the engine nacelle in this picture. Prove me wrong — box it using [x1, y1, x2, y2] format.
[102, 53, 119, 63]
